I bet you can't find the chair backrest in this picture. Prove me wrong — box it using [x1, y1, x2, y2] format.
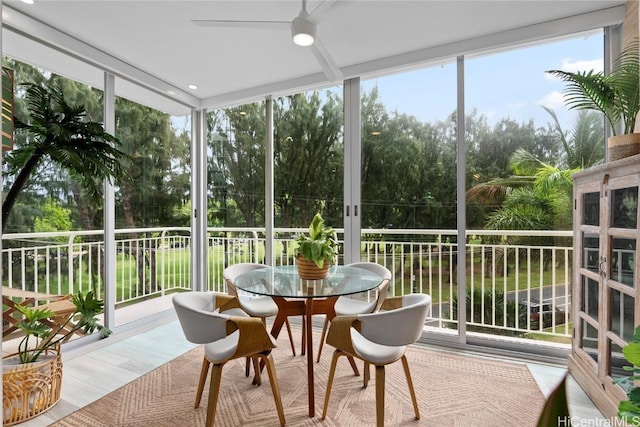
[172, 292, 229, 344]
[358, 293, 431, 347]
[346, 262, 392, 281]
[223, 263, 266, 297]
[346, 262, 392, 312]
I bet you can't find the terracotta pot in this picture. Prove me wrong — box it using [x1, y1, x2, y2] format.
[296, 255, 330, 280]
[608, 134, 640, 162]
[2, 347, 62, 426]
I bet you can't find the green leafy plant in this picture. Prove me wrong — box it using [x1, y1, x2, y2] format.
[14, 291, 111, 364]
[546, 40, 639, 136]
[294, 213, 339, 268]
[617, 326, 640, 425]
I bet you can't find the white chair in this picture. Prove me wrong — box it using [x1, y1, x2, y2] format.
[224, 263, 297, 375]
[316, 261, 392, 363]
[321, 293, 431, 427]
[172, 291, 285, 427]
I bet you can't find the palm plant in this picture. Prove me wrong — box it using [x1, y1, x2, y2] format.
[546, 40, 639, 136]
[3, 83, 128, 231]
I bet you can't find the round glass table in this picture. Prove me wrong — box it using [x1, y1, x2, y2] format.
[235, 264, 384, 417]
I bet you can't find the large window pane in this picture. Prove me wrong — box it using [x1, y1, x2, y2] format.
[114, 77, 192, 325]
[208, 102, 266, 284]
[361, 64, 457, 330]
[465, 32, 603, 340]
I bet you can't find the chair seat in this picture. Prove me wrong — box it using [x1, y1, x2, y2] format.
[238, 296, 279, 318]
[334, 297, 376, 316]
[204, 330, 240, 363]
[351, 328, 406, 364]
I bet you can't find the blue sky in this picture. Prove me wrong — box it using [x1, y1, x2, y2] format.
[360, 30, 604, 130]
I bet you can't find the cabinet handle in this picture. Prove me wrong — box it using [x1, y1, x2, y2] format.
[598, 257, 607, 276]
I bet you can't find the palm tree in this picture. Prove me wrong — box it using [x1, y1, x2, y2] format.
[542, 106, 604, 169]
[469, 149, 578, 232]
[3, 83, 128, 231]
[467, 107, 603, 232]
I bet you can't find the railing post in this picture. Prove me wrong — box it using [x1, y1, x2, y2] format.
[67, 234, 75, 294]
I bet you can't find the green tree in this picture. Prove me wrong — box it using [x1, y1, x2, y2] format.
[115, 98, 190, 229]
[33, 198, 72, 233]
[274, 91, 343, 227]
[210, 103, 266, 227]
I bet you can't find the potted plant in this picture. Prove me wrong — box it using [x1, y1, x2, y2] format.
[294, 213, 339, 279]
[546, 39, 640, 161]
[3, 291, 110, 425]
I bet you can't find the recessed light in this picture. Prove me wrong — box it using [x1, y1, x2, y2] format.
[187, 84, 198, 90]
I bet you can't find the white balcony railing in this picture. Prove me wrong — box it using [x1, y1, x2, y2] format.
[2, 227, 573, 339]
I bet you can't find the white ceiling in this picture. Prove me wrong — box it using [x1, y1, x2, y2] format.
[1, 0, 627, 116]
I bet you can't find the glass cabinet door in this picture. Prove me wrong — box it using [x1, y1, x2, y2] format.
[606, 184, 638, 397]
[575, 190, 602, 370]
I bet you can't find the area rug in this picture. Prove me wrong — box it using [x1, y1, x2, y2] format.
[50, 331, 545, 427]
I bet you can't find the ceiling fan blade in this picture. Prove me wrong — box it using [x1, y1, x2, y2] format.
[310, 36, 342, 81]
[192, 20, 290, 31]
[309, 0, 350, 21]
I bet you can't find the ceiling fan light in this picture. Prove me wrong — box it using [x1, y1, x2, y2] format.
[291, 15, 315, 46]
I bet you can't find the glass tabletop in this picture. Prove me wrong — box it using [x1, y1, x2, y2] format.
[234, 265, 383, 299]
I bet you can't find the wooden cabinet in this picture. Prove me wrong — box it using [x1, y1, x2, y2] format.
[569, 154, 640, 419]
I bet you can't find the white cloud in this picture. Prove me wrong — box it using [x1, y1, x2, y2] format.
[538, 91, 565, 110]
[544, 58, 603, 80]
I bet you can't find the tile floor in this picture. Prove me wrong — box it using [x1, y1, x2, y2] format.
[8, 307, 609, 427]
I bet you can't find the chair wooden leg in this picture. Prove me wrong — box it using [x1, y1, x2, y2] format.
[252, 356, 262, 386]
[375, 365, 386, 427]
[316, 316, 329, 363]
[322, 349, 343, 420]
[347, 356, 360, 376]
[245, 356, 251, 377]
[301, 315, 306, 356]
[205, 363, 224, 427]
[262, 353, 286, 427]
[195, 357, 211, 408]
[401, 355, 420, 420]
[284, 318, 296, 356]
[363, 361, 370, 387]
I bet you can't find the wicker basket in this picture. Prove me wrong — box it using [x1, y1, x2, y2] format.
[608, 134, 640, 162]
[296, 255, 330, 280]
[2, 347, 62, 426]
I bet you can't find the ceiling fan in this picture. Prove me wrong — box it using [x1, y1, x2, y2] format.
[192, 0, 343, 81]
